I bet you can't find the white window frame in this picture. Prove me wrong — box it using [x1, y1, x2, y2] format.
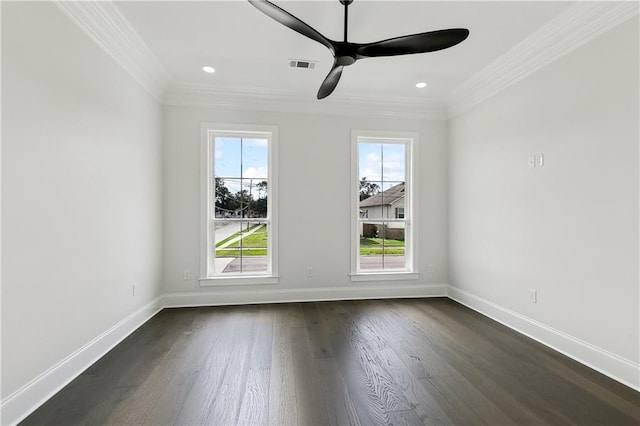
[350, 130, 419, 281]
[200, 123, 279, 285]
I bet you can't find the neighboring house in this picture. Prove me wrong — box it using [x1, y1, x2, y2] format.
[360, 182, 405, 220]
[360, 183, 405, 239]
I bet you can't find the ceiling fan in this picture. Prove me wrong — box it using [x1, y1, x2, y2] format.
[248, 0, 470, 99]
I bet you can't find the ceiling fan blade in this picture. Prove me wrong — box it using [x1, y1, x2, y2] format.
[248, 0, 335, 53]
[357, 28, 469, 58]
[317, 63, 344, 99]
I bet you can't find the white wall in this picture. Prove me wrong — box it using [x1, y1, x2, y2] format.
[1, 0, 163, 415]
[449, 16, 639, 373]
[163, 106, 449, 299]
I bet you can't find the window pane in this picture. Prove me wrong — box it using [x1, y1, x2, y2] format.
[214, 137, 241, 219]
[359, 180, 383, 219]
[213, 221, 243, 273]
[359, 180, 405, 220]
[359, 143, 406, 220]
[359, 142, 383, 182]
[214, 178, 239, 218]
[214, 137, 269, 220]
[382, 221, 406, 269]
[243, 138, 268, 219]
[359, 221, 405, 271]
[358, 221, 405, 270]
[215, 221, 269, 274]
[214, 137, 241, 179]
[239, 178, 268, 219]
[382, 143, 405, 182]
[242, 138, 268, 180]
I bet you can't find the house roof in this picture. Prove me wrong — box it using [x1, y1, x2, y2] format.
[360, 183, 405, 208]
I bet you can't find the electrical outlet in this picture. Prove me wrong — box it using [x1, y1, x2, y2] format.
[307, 267, 313, 277]
[529, 289, 537, 303]
[536, 153, 545, 167]
[428, 264, 436, 273]
[527, 155, 536, 169]
[132, 283, 137, 296]
[183, 269, 191, 280]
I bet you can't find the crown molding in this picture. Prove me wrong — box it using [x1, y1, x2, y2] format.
[446, 1, 640, 118]
[54, 0, 173, 101]
[164, 83, 448, 121]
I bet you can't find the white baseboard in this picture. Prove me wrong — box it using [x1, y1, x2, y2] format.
[162, 283, 448, 308]
[0, 297, 163, 426]
[447, 285, 640, 391]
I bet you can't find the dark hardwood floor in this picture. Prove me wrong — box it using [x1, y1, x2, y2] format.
[22, 298, 640, 425]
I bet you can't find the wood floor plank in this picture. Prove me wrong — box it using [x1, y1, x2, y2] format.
[290, 325, 331, 425]
[21, 308, 198, 426]
[395, 301, 559, 425]
[21, 299, 640, 426]
[236, 306, 273, 426]
[301, 303, 333, 358]
[104, 308, 233, 425]
[316, 300, 394, 425]
[327, 326, 393, 426]
[337, 304, 413, 414]
[173, 309, 255, 425]
[353, 300, 501, 425]
[410, 299, 640, 425]
[202, 312, 259, 425]
[388, 409, 425, 426]
[267, 304, 299, 426]
[316, 357, 362, 426]
[428, 299, 640, 421]
[341, 302, 455, 425]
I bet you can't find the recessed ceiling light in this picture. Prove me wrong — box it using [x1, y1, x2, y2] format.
[202, 66, 216, 74]
[416, 82, 427, 88]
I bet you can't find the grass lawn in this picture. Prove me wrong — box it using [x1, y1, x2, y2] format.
[216, 224, 267, 257]
[216, 248, 267, 257]
[215, 223, 263, 247]
[360, 237, 405, 255]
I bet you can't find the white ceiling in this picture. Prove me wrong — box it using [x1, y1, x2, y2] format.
[116, 1, 573, 103]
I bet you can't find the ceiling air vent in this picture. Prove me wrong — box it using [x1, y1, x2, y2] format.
[289, 59, 317, 70]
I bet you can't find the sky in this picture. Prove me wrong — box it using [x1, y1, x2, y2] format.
[359, 142, 406, 191]
[215, 137, 268, 196]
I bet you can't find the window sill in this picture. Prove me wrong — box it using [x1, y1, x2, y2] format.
[199, 276, 279, 287]
[350, 272, 420, 282]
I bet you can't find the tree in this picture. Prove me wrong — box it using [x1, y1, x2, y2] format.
[253, 197, 268, 217]
[359, 177, 380, 201]
[215, 178, 238, 216]
[256, 180, 268, 199]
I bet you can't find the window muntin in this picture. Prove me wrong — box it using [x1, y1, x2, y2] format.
[352, 132, 414, 275]
[202, 125, 277, 281]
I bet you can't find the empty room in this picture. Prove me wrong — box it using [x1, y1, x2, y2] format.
[2, 0, 639, 425]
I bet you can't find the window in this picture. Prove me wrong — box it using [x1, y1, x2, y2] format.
[201, 123, 278, 284]
[351, 131, 418, 280]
